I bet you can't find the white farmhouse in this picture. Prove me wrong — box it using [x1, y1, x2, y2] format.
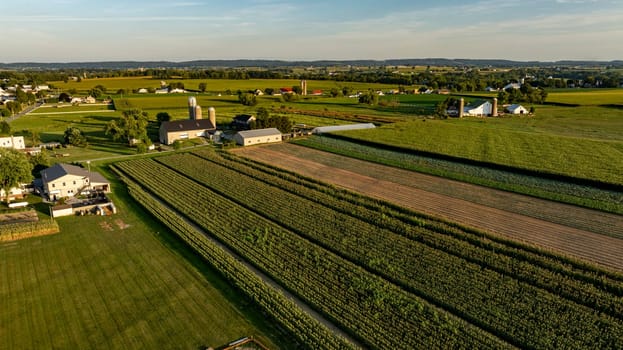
[234, 128, 282, 146]
[506, 104, 529, 115]
[40, 163, 110, 200]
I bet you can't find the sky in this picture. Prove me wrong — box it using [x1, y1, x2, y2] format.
[1, 0, 622, 62]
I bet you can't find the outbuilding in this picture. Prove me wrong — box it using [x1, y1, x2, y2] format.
[234, 128, 282, 146]
[506, 104, 529, 115]
[311, 123, 376, 134]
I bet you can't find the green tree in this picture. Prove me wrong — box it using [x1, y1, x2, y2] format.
[156, 112, 171, 123]
[329, 88, 342, 97]
[105, 108, 149, 145]
[358, 91, 379, 105]
[238, 93, 257, 106]
[292, 85, 302, 95]
[198, 82, 207, 93]
[63, 126, 88, 147]
[29, 149, 50, 177]
[264, 87, 274, 95]
[0, 121, 11, 135]
[1, 109, 10, 118]
[87, 87, 103, 99]
[256, 107, 269, 119]
[58, 92, 71, 102]
[0, 148, 33, 203]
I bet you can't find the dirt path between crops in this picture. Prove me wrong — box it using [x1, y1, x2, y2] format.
[233, 144, 623, 273]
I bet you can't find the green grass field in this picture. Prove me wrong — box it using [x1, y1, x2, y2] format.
[339, 114, 623, 185]
[0, 167, 284, 349]
[546, 89, 623, 105]
[49, 76, 400, 94]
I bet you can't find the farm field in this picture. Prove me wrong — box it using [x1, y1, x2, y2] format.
[546, 88, 623, 105]
[114, 149, 623, 349]
[336, 114, 623, 185]
[0, 173, 284, 349]
[49, 76, 399, 95]
[293, 136, 623, 214]
[234, 143, 623, 272]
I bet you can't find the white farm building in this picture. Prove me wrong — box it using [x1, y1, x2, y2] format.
[464, 101, 493, 117]
[506, 104, 529, 115]
[234, 128, 282, 146]
[311, 123, 376, 134]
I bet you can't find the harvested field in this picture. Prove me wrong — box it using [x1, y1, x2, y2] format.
[233, 144, 623, 272]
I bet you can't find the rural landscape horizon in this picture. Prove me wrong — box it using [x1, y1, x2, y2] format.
[2, 0, 623, 349]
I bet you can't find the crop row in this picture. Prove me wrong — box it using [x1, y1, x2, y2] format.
[292, 136, 623, 216]
[0, 220, 60, 242]
[115, 159, 510, 349]
[111, 165, 356, 350]
[160, 151, 623, 349]
[198, 149, 623, 295]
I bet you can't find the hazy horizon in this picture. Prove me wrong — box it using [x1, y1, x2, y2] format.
[2, 0, 622, 63]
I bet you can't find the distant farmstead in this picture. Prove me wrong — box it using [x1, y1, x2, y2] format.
[234, 128, 282, 146]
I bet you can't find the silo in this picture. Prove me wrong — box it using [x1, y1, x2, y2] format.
[492, 98, 498, 117]
[301, 80, 307, 96]
[195, 105, 202, 120]
[208, 107, 216, 127]
[459, 98, 464, 118]
[188, 96, 197, 119]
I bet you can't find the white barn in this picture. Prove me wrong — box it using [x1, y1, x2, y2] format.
[506, 104, 529, 115]
[234, 128, 282, 146]
[464, 101, 493, 117]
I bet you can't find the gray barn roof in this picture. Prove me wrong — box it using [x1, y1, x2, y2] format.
[236, 128, 282, 138]
[312, 123, 376, 134]
[41, 163, 108, 184]
[161, 119, 215, 133]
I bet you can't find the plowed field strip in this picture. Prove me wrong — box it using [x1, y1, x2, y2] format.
[233, 145, 623, 272]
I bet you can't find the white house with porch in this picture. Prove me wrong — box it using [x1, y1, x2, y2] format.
[40, 163, 110, 201]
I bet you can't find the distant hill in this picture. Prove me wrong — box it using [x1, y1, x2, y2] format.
[1, 59, 622, 70]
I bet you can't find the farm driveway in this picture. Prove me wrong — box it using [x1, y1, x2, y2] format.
[233, 144, 623, 273]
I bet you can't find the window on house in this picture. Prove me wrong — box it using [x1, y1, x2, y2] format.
[62, 182, 66, 186]
[73, 181, 76, 185]
[52, 184, 55, 188]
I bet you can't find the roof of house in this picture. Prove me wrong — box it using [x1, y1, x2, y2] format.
[466, 99, 491, 108]
[41, 163, 108, 184]
[236, 128, 282, 138]
[312, 123, 376, 134]
[507, 104, 526, 111]
[161, 119, 215, 133]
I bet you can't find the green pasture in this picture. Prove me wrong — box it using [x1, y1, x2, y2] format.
[49, 77, 401, 94]
[339, 116, 623, 185]
[0, 170, 284, 349]
[31, 103, 115, 114]
[546, 89, 623, 105]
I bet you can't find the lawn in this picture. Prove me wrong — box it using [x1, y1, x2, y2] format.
[0, 165, 285, 349]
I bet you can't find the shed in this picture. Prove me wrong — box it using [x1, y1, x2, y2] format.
[234, 128, 282, 146]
